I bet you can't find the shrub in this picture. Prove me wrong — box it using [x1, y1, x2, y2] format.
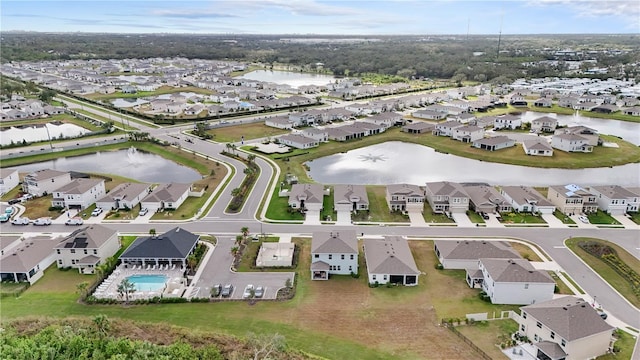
[435, 263, 444, 270]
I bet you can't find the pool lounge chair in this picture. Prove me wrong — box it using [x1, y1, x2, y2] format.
[146, 264, 151, 270]
[171, 264, 176, 270]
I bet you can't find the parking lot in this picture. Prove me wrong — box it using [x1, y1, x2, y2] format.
[193, 236, 295, 300]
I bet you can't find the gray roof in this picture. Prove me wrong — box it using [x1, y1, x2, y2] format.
[289, 184, 325, 205]
[310, 260, 331, 271]
[364, 236, 420, 275]
[480, 258, 554, 283]
[0, 237, 58, 273]
[25, 168, 68, 181]
[55, 224, 118, 250]
[143, 183, 191, 203]
[473, 135, 513, 146]
[53, 178, 104, 194]
[120, 227, 199, 260]
[531, 116, 557, 125]
[523, 139, 553, 151]
[279, 134, 317, 146]
[425, 181, 469, 198]
[333, 184, 369, 206]
[402, 122, 434, 131]
[0, 168, 18, 178]
[387, 183, 423, 197]
[521, 296, 614, 341]
[590, 185, 638, 200]
[311, 231, 358, 254]
[501, 186, 554, 207]
[0, 236, 21, 253]
[76, 255, 101, 265]
[536, 341, 566, 358]
[435, 240, 520, 261]
[97, 182, 151, 203]
[462, 184, 510, 207]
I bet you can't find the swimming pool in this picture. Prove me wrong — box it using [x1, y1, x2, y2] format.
[126, 274, 168, 292]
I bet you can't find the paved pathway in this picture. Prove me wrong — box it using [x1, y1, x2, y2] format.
[541, 213, 565, 228]
[613, 214, 639, 229]
[408, 209, 427, 227]
[451, 213, 474, 227]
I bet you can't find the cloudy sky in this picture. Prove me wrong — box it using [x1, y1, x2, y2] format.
[1, 0, 638, 34]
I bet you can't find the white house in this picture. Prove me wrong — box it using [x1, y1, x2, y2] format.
[551, 134, 593, 153]
[287, 183, 325, 211]
[364, 236, 419, 286]
[278, 134, 319, 149]
[472, 136, 515, 151]
[311, 230, 358, 280]
[547, 184, 598, 215]
[424, 181, 469, 214]
[518, 296, 614, 360]
[589, 185, 638, 215]
[385, 184, 424, 212]
[265, 116, 295, 129]
[300, 128, 328, 142]
[0, 235, 58, 284]
[51, 178, 106, 210]
[54, 225, 120, 274]
[531, 116, 558, 133]
[434, 240, 520, 270]
[494, 114, 522, 130]
[500, 186, 556, 214]
[333, 184, 369, 212]
[141, 183, 191, 212]
[22, 169, 72, 197]
[523, 139, 554, 157]
[95, 182, 152, 210]
[452, 125, 484, 143]
[478, 258, 555, 305]
[433, 120, 463, 136]
[0, 168, 20, 196]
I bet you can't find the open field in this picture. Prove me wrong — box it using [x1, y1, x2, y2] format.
[206, 122, 289, 143]
[565, 237, 640, 308]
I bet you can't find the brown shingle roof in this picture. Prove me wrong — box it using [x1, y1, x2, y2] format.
[364, 236, 419, 275]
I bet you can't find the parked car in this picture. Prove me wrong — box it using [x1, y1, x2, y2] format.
[91, 208, 103, 216]
[481, 212, 490, 220]
[221, 284, 233, 298]
[33, 217, 52, 226]
[11, 217, 30, 225]
[0, 213, 10, 222]
[211, 284, 222, 297]
[5, 206, 15, 215]
[578, 215, 590, 224]
[598, 311, 608, 320]
[65, 217, 84, 226]
[20, 194, 34, 201]
[243, 284, 255, 299]
[254, 286, 264, 298]
[8, 198, 21, 205]
[139, 207, 149, 216]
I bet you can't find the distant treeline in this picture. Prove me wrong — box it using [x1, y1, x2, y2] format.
[2, 33, 639, 83]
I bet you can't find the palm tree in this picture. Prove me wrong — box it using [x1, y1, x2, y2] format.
[117, 278, 136, 303]
[149, 228, 156, 237]
[187, 254, 198, 273]
[231, 187, 241, 198]
[247, 154, 256, 164]
[231, 246, 239, 257]
[241, 227, 250, 241]
[235, 235, 244, 246]
[76, 281, 89, 297]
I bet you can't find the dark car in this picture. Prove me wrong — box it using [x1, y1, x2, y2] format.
[8, 198, 21, 205]
[221, 284, 233, 298]
[599, 311, 608, 320]
[211, 284, 222, 297]
[481, 212, 490, 220]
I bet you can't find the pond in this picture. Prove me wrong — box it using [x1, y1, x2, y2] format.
[521, 111, 640, 145]
[306, 142, 640, 187]
[16, 147, 202, 183]
[0, 123, 90, 146]
[238, 70, 336, 88]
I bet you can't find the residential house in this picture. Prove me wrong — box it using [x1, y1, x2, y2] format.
[451, 113, 477, 124]
[589, 185, 639, 214]
[531, 116, 558, 133]
[333, 184, 369, 212]
[412, 109, 447, 121]
[434, 240, 520, 271]
[462, 184, 512, 213]
[364, 236, 420, 286]
[385, 184, 424, 212]
[54, 225, 120, 274]
[433, 120, 463, 137]
[547, 184, 598, 215]
[509, 94, 528, 106]
[0, 235, 58, 284]
[265, 116, 294, 130]
[452, 125, 484, 143]
[622, 106, 640, 116]
[310, 230, 358, 280]
[119, 227, 199, 269]
[402, 121, 434, 134]
[494, 114, 522, 130]
[551, 134, 593, 153]
[288, 183, 325, 211]
[523, 139, 554, 156]
[278, 134, 319, 149]
[518, 296, 614, 360]
[472, 135, 515, 151]
[22, 169, 72, 197]
[554, 126, 599, 146]
[141, 183, 191, 212]
[184, 104, 205, 116]
[362, 112, 402, 128]
[0, 168, 20, 196]
[51, 178, 106, 210]
[424, 181, 469, 214]
[300, 128, 328, 142]
[479, 258, 555, 305]
[95, 182, 152, 210]
[533, 98, 553, 108]
[500, 186, 556, 214]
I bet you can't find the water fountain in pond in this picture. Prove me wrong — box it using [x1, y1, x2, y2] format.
[126, 147, 145, 165]
[358, 153, 387, 163]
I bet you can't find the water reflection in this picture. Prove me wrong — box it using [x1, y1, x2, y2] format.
[16, 148, 202, 183]
[1, 123, 89, 146]
[307, 142, 640, 187]
[238, 70, 336, 88]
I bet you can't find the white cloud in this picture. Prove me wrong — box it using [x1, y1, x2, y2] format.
[532, 0, 640, 21]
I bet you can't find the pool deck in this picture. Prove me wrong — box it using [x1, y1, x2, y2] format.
[93, 264, 186, 300]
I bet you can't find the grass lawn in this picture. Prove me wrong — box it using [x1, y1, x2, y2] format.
[553, 210, 576, 224]
[74, 109, 139, 131]
[598, 330, 638, 360]
[587, 210, 621, 225]
[235, 237, 292, 273]
[499, 212, 547, 224]
[264, 184, 304, 221]
[362, 185, 409, 222]
[467, 211, 485, 224]
[423, 203, 455, 223]
[629, 212, 640, 225]
[456, 319, 520, 360]
[0, 114, 103, 132]
[58, 95, 159, 129]
[509, 242, 543, 262]
[565, 237, 640, 308]
[206, 122, 289, 143]
[548, 272, 574, 295]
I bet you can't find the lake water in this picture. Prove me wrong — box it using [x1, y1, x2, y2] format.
[522, 111, 640, 145]
[238, 70, 336, 88]
[307, 141, 640, 187]
[16, 148, 202, 183]
[0, 123, 89, 146]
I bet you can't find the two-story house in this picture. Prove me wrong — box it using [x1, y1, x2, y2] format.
[452, 125, 484, 143]
[51, 178, 106, 210]
[311, 231, 358, 280]
[494, 114, 522, 130]
[432, 120, 464, 137]
[530, 116, 558, 133]
[0, 168, 20, 196]
[462, 184, 512, 214]
[547, 184, 598, 215]
[551, 134, 593, 153]
[500, 186, 555, 214]
[424, 181, 470, 214]
[589, 185, 638, 215]
[95, 182, 152, 210]
[54, 224, 120, 274]
[22, 169, 72, 197]
[479, 258, 555, 305]
[385, 184, 424, 212]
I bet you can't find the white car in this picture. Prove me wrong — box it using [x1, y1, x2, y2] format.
[33, 217, 52, 226]
[91, 208, 103, 216]
[139, 208, 149, 216]
[243, 284, 255, 299]
[11, 217, 30, 225]
[65, 217, 84, 226]
[578, 215, 590, 224]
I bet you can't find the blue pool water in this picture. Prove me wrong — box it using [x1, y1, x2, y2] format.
[126, 274, 168, 292]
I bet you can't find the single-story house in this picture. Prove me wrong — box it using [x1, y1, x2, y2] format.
[278, 134, 319, 149]
[500, 186, 556, 214]
[386, 183, 424, 212]
[265, 116, 295, 129]
[364, 236, 420, 286]
[22, 169, 72, 197]
[402, 121, 434, 134]
[479, 258, 555, 305]
[256, 242, 295, 267]
[533, 98, 553, 108]
[333, 184, 369, 212]
[424, 181, 469, 214]
[51, 178, 106, 210]
[311, 230, 358, 280]
[412, 109, 447, 121]
[0, 235, 58, 284]
[0, 168, 20, 196]
[462, 184, 512, 213]
[434, 240, 520, 270]
[472, 135, 515, 151]
[554, 126, 599, 146]
[518, 296, 614, 360]
[523, 139, 554, 156]
[119, 227, 199, 269]
[622, 106, 640, 116]
[96, 182, 152, 210]
[141, 183, 191, 212]
[288, 183, 325, 211]
[54, 224, 120, 274]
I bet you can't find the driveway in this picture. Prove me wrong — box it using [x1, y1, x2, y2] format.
[569, 214, 598, 229]
[194, 236, 294, 300]
[336, 210, 351, 225]
[541, 213, 566, 228]
[303, 210, 321, 225]
[408, 209, 427, 227]
[484, 214, 504, 228]
[612, 214, 639, 229]
[451, 212, 473, 227]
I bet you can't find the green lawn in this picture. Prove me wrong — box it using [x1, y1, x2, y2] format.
[565, 238, 640, 308]
[423, 203, 455, 223]
[548, 272, 574, 295]
[510, 242, 543, 262]
[206, 122, 289, 143]
[264, 183, 305, 221]
[629, 212, 640, 225]
[598, 330, 637, 360]
[363, 185, 409, 222]
[467, 211, 485, 224]
[588, 210, 621, 225]
[457, 319, 520, 360]
[236, 237, 291, 273]
[560, 271, 585, 294]
[554, 210, 576, 224]
[499, 212, 547, 224]
[84, 86, 214, 101]
[74, 109, 139, 130]
[321, 186, 336, 221]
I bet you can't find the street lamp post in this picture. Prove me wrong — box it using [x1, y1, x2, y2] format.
[44, 124, 54, 152]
